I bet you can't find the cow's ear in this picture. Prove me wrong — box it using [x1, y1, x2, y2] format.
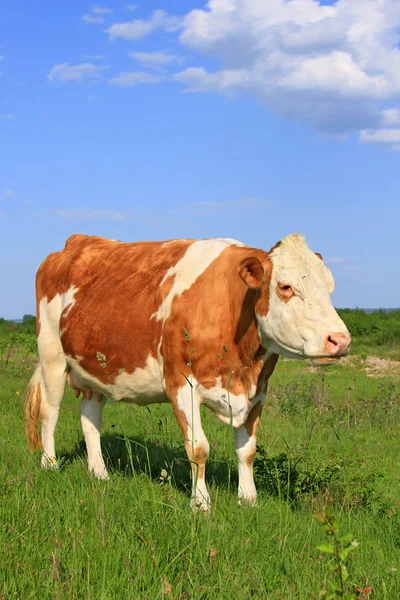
[239, 256, 264, 289]
[315, 252, 323, 261]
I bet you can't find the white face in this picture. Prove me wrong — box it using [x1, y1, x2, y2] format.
[257, 234, 351, 364]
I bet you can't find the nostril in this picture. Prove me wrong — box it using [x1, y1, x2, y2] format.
[327, 335, 338, 347]
[325, 333, 352, 356]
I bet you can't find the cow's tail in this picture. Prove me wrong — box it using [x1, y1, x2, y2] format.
[25, 364, 44, 451]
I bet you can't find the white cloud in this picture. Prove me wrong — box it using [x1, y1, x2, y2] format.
[130, 51, 182, 68]
[106, 10, 181, 41]
[360, 128, 400, 143]
[108, 71, 164, 87]
[48, 62, 108, 83]
[381, 108, 400, 125]
[175, 67, 247, 95]
[174, 0, 400, 138]
[82, 14, 105, 24]
[125, 4, 137, 11]
[92, 6, 113, 15]
[82, 6, 113, 24]
[0, 113, 15, 120]
[57, 209, 136, 221]
[360, 127, 400, 150]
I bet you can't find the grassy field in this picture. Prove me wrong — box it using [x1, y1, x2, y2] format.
[1, 348, 399, 599]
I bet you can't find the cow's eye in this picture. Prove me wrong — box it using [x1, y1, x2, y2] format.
[277, 283, 294, 300]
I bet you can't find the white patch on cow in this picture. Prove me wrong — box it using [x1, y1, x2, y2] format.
[153, 238, 244, 321]
[113, 356, 165, 403]
[258, 233, 349, 359]
[38, 295, 61, 334]
[39, 287, 79, 346]
[66, 354, 166, 404]
[196, 377, 257, 428]
[61, 285, 79, 317]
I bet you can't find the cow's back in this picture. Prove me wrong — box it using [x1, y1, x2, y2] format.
[37, 235, 196, 384]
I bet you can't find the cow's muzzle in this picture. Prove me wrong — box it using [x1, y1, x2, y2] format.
[325, 332, 352, 357]
[309, 332, 352, 366]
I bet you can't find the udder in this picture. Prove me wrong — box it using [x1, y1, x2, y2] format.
[67, 370, 103, 402]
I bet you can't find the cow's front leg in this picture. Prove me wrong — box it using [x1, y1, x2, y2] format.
[171, 382, 210, 511]
[234, 400, 264, 505]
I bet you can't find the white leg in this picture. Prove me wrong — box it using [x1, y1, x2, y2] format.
[173, 382, 210, 511]
[80, 394, 109, 480]
[41, 405, 61, 469]
[234, 400, 263, 505]
[39, 351, 67, 469]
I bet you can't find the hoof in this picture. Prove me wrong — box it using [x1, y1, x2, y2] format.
[238, 493, 258, 507]
[89, 466, 110, 481]
[190, 496, 211, 514]
[41, 454, 59, 470]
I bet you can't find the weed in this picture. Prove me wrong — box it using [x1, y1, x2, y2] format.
[313, 508, 359, 600]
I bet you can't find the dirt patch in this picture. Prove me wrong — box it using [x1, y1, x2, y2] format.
[307, 355, 400, 378]
[363, 356, 400, 378]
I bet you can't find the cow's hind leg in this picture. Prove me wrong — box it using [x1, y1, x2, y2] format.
[38, 348, 68, 469]
[171, 382, 210, 511]
[234, 400, 264, 505]
[80, 393, 109, 480]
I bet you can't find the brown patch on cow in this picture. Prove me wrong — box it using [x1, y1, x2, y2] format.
[244, 401, 263, 438]
[246, 449, 256, 467]
[255, 353, 279, 396]
[161, 245, 273, 400]
[243, 401, 265, 467]
[253, 254, 272, 318]
[160, 275, 175, 302]
[192, 446, 209, 480]
[37, 236, 193, 385]
[170, 403, 189, 445]
[315, 252, 323, 261]
[238, 256, 264, 289]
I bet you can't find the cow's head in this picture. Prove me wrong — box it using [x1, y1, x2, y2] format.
[239, 233, 351, 365]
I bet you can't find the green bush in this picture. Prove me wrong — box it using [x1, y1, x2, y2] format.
[338, 309, 400, 347]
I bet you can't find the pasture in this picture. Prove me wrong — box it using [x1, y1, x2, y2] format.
[0, 315, 400, 599]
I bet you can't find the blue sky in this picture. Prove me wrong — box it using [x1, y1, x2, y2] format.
[1, 0, 399, 318]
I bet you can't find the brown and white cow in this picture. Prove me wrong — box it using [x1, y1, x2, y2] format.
[25, 233, 351, 509]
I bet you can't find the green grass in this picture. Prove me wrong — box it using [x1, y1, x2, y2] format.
[1, 357, 400, 599]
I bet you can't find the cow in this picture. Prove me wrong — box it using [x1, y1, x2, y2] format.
[25, 233, 351, 510]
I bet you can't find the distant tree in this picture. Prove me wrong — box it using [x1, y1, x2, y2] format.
[22, 314, 36, 323]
